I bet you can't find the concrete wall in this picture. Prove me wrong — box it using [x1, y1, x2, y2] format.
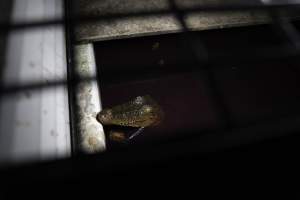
[0, 0, 71, 165]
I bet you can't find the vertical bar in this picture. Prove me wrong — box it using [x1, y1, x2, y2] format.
[168, 0, 233, 130]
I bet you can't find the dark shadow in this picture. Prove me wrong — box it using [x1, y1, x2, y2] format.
[0, 0, 14, 163]
[0, 0, 13, 80]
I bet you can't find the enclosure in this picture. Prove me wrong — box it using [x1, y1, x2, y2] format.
[0, 1, 300, 184]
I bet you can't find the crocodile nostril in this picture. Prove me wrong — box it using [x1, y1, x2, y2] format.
[96, 109, 113, 125]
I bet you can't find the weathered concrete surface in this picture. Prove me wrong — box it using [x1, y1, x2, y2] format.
[0, 0, 71, 164]
[73, 0, 278, 43]
[74, 44, 106, 153]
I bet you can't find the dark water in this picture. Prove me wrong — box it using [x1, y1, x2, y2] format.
[94, 23, 300, 149]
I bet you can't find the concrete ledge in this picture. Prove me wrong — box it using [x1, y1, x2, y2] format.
[73, 0, 283, 42]
[74, 44, 106, 153]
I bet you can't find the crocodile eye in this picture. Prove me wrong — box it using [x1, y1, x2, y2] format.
[97, 109, 113, 125]
[140, 105, 152, 114]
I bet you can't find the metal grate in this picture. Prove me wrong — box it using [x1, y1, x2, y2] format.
[1, 0, 300, 156]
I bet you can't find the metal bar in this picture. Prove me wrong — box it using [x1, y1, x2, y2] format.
[1, 39, 300, 96]
[64, 0, 78, 155]
[168, 0, 233, 129]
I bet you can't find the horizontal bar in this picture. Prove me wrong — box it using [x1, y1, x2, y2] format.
[1, 41, 299, 95]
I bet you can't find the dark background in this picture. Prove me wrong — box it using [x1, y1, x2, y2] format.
[1, 1, 300, 194]
[95, 24, 300, 149]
